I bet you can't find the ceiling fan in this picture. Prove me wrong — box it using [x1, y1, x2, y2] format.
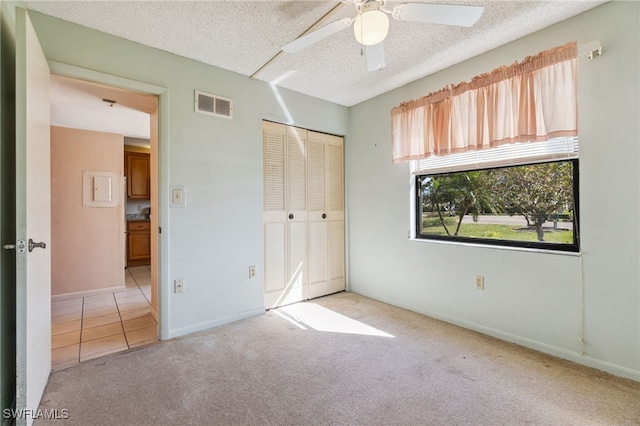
[282, 1, 484, 72]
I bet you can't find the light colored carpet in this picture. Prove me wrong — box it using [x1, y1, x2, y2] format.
[36, 292, 639, 425]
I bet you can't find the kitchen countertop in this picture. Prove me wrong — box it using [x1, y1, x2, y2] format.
[126, 214, 150, 222]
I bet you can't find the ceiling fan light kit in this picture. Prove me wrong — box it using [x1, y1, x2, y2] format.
[282, 0, 485, 71]
[354, 10, 389, 45]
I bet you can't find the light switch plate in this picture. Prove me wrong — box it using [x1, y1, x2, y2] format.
[170, 185, 186, 207]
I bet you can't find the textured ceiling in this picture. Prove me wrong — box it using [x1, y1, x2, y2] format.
[27, 0, 605, 108]
[50, 74, 154, 139]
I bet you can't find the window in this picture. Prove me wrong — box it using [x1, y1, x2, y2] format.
[415, 158, 579, 252]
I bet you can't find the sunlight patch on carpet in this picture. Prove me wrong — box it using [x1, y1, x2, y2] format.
[276, 303, 394, 337]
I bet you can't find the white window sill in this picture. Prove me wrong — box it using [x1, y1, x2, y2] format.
[409, 236, 581, 257]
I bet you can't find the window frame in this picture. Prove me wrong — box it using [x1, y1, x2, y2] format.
[414, 159, 580, 253]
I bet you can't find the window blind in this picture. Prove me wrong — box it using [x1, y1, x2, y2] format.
[410, 136, 578, 175]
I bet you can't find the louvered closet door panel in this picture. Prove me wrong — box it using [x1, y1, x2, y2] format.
[327, 135, 345, 293]
[307, 132, 326, 211]
[328, 220, 345, 290]
[308, 131, 329, 298]
[287, 215, 308, 304]
[327, 137, 344, 215]
[263, 121, 286, 213]
[285, 125, 308, 305]
[287, 126, 307, 212]
[308, 217, 329, 299]
[264, 222, 287, 307]
[263, 122, 288, 308]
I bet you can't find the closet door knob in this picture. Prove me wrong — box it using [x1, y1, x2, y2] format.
[322, 213, 327, 219]
[288, 213, 294, 220]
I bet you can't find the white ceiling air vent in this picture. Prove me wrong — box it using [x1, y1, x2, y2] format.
[195, 90, 233, 119]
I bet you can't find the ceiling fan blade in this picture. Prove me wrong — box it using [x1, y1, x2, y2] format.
[366, 42, 385, 72]
[393, 3, 484, 27]
[282, 18, 352, 54]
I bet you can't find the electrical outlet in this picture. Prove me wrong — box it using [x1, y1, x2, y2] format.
[474, 275, 484, 290]
[174, 278, 185, 293]
[249, 266, 256, 278]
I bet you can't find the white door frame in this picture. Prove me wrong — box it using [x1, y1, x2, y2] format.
[48, 61, 170, 340]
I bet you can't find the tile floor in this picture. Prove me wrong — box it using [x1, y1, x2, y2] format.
[51, 265, 158, 371]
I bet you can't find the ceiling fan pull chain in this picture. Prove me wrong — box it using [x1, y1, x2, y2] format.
[360, 17, 364, 56]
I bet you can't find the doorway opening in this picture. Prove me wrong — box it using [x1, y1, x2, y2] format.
[48, 74, 160, 369]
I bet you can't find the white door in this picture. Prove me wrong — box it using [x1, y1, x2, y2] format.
[326, 135, 345, 293]
[308, 131, 345, 298]
[263, 122, 308, 308]
[15, 8, 51, 425]
[263, 122, 287, 308]
[284, 125, 308, 304]
[307, 131, 329, 298]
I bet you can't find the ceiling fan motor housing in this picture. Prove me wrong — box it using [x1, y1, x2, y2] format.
[357, 0, 384, 14]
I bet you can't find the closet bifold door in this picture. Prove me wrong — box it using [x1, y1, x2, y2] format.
[305, 130, 345, 299]
[285, 125, 308, 305]
[262, 121, 308, 308]
[263, 121, 343, 309]
[326, 134, 345, 294]
[307, 131, 329, 298]
[263, 121, 288, 308]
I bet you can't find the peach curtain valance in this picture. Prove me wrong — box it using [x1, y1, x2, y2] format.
[391, 41, 578, 164]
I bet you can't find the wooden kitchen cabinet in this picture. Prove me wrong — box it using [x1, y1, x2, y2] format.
[127, 221, 151, 266]
[125, 151, 150, 199]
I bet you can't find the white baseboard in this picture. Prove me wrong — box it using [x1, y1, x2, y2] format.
[166, 307, 265, 340]
[51, 285, 127, 302]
